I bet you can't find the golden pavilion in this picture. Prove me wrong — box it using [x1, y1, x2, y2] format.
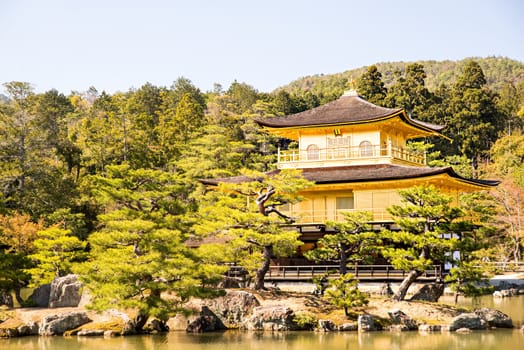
[202, 90, 498, 249]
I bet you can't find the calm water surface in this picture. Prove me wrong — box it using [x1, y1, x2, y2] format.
[2, 295, 523, 350]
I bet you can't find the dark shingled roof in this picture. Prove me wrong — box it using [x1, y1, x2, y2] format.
[200, 164, 499, 188]
[298, 164, 498, 186]
[255, 91, 445, 132]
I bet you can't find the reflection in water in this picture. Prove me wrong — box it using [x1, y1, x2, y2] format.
[440, 294, 524, 327]
[1, 296, 523, 350]
[1, 329, 523, 350]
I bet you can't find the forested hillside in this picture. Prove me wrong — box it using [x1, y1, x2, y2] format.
[283, 56, 524, 97]
[0, 57, 523, 318]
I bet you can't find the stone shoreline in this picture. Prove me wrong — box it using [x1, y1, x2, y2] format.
[1, 273, 523, 338]
[1, 289, 522, 338]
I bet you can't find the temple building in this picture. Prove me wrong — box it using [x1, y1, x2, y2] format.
[202, 90, 498, 254]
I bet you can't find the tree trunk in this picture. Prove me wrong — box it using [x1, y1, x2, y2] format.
[134, 312, 148, 333]
[254, 244, 273, 290]
[14, 286, 24, 305]
[391, 269, 423, 301]
[339, 244, 348, 275]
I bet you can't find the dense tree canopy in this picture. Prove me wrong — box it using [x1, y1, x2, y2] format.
[0, 57, 522, 314]
[76, 164, 225, 331]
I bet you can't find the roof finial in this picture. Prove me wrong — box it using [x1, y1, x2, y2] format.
[343, 77, 359, 97]
[342, 89, 359, 97]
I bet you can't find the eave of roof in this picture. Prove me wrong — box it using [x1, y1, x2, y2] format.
[299, 164, 499, 187]
[199, 164, 499, 188]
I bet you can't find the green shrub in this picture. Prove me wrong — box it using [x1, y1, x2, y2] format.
[293, 312, 318, 330]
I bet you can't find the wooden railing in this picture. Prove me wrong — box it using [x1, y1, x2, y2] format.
[281, 208, 392, 224]
[278, 144, 426, 167]
[226, 264, 443, 282]
[482, 261, 524, 272]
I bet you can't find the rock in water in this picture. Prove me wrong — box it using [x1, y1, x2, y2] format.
[474, 308, 513, 328]
[243, 305, 296, 331]
[449, 313, 486, 331]
[358, 314, 376, 332]
[388, 309, 418, 330]
[39, 311, 91, 336]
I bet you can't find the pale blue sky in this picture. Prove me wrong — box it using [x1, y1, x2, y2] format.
[1, 0, 522, 94]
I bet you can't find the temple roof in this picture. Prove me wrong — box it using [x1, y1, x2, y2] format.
[200, 164, 499, 188]
[298, 164, 498, 186]
[255, 90, 445, 133]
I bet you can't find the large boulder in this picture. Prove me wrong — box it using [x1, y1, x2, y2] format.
[49, 274, 82, 308]
[0, 319, 39, 338]
[474, 308, 513, 328]
[358, 314, 376, 332]
[104, 309, 136, 335]
[338, 322, 358, 331]
[186, 306, 222, 333]
[186, 316, 219, 333]
[187, 290, 260, 329]
[243, 305, 296, 331]
[0, 290, 13, 308]
[317, 319, 336, 332]
[166, 314, 199, 331]
[378, 283, 394, 297]
[17, 321, 39, 336]
[39, 311, 91, 336]
[410, 283, 445, 302]
[28, 284, 51, 307]
[388, 309, 418, 330]
[493, 289, 518, 298]
[449, 313, 486, 331]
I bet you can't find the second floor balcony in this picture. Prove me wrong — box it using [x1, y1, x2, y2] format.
[282, 207, 392, 225]
[277, 143, 426, 169]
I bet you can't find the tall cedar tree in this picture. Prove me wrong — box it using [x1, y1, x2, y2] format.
[447, 60, 502, 172]
[383, 63, 435, 118]
[356, 65, 387, 105]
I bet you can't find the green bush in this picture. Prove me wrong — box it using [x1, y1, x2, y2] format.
[293, 312, 318, 330]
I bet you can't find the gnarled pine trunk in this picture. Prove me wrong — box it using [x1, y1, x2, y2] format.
[254, 244, 273, 290]
[391, 270, 424, 301]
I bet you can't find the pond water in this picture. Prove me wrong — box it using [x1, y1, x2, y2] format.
[2, 295, 524, 350]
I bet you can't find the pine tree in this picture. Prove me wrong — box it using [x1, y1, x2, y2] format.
[76, 164, 225, 331]
[304, 211, 379, 275]
[26, 226, 86, 286]
[381, 185, 462, 301]
[324, 273, 368, 317]
[195, 169, 313, 290]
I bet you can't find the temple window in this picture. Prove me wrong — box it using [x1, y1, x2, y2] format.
[327, 136, 349, 159]
[359, 140, 373, 157]
[307, 144, 320, 160]
[336, 196, 354, 210]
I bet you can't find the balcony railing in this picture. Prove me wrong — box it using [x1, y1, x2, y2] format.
[282, 208, 392, 224]
[278, 144, 426, 168]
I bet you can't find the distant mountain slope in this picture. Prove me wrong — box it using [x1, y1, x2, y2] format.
[282, 57, 524, 94]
